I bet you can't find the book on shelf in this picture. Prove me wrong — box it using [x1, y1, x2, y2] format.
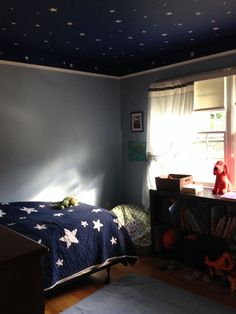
[182, 183, 203, 195]
[214, 217, 226, 237]
[227, 217, 236, 241]
[222, 217, 232, 239]
[220, 192, 236, 200]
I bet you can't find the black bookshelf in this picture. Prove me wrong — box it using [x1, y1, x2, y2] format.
[150, 188, 236, 257]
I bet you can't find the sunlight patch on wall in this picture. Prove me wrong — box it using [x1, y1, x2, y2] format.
[31, 166, 105, 206]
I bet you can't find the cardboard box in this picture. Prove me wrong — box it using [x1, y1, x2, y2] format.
[155, 174, 193, 192]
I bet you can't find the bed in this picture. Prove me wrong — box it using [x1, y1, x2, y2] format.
[0, 201, 137, 291]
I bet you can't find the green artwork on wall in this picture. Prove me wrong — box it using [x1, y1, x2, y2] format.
[128, 141, 146, 161]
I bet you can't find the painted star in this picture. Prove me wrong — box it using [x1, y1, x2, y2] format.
[92, 208, 102, 213]
[39, 204, 46, 208]
[49, 7, 58, 13]
[19, 216, 27, 220]
[20, 207, 38, 214]
[0, 209, 6, 218]
[113, 218, 123, 230]
[81, 221, 88, 228]
[60, 228, 79, 248]
[34, 224, 47, 230]
[93, 219, 104, 232]
[56, 258, 63, 267]
[110, 236, 117, 245]
[67, 209, 74, 212]
[1, 202, 9, 205]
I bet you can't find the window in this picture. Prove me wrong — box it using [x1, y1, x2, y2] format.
[190, 76, 236, 188]
[190, 110, 226, 184]
[143, 74, 236, 209]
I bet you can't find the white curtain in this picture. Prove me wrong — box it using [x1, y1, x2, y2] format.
[142, 80, 194, 211]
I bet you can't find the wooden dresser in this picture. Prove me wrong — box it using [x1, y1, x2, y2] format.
[0, 225, 47, 314]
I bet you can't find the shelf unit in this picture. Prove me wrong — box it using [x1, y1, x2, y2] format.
[150, 188, 236, 269]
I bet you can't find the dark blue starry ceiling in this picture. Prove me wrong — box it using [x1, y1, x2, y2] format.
[1, 0, 236, 77]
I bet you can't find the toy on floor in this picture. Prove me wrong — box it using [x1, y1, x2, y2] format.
[228, 271, 236, 292]
[205, 252, 234, 277]
[212, 160, 232, 195]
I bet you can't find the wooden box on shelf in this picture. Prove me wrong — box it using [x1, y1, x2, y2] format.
[155, 174, 193, 192]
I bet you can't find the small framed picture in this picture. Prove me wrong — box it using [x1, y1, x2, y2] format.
[130, 111, 143, 132]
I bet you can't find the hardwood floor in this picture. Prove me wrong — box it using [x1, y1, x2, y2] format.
[44, 255, 236, 314]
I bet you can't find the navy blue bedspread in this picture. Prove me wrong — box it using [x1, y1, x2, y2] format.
[0, 201, 137, 290]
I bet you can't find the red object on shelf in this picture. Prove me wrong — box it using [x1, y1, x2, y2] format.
[162, 229, 177, 249]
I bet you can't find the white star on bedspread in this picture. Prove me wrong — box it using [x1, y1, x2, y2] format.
[60, 228, 79, 248]
[93, 219, 104, 231]
[56, 258, 63, 267]
[39, 204, 46, 208]
[19, 216, 27, 220]
[110, 236, 117, 245]
[0, 210, 6, 218]
[20, 207, 38, 214]
[8, 222, 16, 226]
[1, 202, 9, 205]
[92, 208, 102, 213]
[81, 221, 88, 228]
[54, 213, 64, 217]
[34, 224, 47, 230]
[113, 218, 123, 230]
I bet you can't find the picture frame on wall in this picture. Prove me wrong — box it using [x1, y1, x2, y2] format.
[130, 111, 143, 132]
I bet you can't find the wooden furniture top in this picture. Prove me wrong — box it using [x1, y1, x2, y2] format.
[0, 224, 47, 264]
[150, 187, 236, 205]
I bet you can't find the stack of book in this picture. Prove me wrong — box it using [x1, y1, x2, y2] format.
[179, 206, 209, 235]
[213, 215, 236, 241]
[182, 183, 203, 195]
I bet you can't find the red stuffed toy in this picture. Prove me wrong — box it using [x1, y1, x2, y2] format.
[212, 160, 232, 195]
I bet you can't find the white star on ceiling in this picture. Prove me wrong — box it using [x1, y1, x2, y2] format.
[49, 8, 58, 13]
[60, 228, 79, 248]
[93, 219, 104, 232]
[20, 207, 38, 214]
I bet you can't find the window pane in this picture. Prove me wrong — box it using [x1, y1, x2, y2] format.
[191, 132, 224, 183]
[193, 111, 226, 132]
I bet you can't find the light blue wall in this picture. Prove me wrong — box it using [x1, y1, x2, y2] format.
[1, 52, 236, 208]
[121, 53, 236, 206]
[0, 64, 121, 208]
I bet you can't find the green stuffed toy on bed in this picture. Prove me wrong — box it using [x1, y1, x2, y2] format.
[55, 196, 79, 209]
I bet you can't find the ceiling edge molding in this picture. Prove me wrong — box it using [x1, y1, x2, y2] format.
[0, 60, 119, 80]
[120, 49, 236, 79]
[1, 48, 236, 80]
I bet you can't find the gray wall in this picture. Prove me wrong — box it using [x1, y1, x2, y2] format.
[121, 53, 236, 206]
[0, 64, 121, 208]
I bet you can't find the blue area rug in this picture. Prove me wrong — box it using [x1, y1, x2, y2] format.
[60, 273, 235, 314]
